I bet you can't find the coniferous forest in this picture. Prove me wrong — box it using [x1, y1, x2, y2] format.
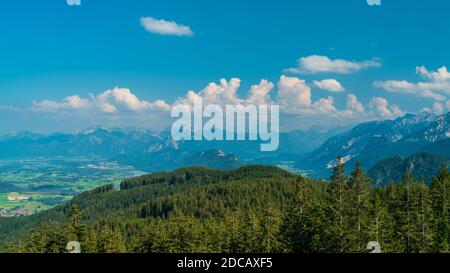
[0, 160, 449, 254]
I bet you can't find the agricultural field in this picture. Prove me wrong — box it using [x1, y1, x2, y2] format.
[0, 157, 146, 216]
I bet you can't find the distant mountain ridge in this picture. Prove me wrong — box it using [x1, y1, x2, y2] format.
[0, 126, 340, 172]
[1, 112, 448, 176]
[297, 112, 450, 178]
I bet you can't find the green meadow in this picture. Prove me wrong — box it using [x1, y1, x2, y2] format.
[0, 157, 146, 214]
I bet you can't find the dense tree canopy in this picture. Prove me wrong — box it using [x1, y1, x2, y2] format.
[1, 164, 449, 253]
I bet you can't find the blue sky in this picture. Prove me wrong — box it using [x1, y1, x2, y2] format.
[1, 0, 450, 133]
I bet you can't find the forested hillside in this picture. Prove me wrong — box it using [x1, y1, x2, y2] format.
[1, 163, 449, 253]
[368, 153, 449, 185]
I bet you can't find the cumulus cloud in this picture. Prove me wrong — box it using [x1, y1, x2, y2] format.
[246, 80, 274, 105]
[345, 94, 365, 115]
[285, 55, 382, 74]
[66, 0, 81, 6]
[174, 76, 337, 117]
[33, 87, 170, 113]
[276, 77, 370, 118]
[174, 76, 402, 122]
[313, 79, 345, 92]
[312, 97, 338, 115]
[277, 76, 312, 110]
[95, 88, 170, 113]
[177, 78, 243, 107]
[140, 17, 194, 37]
[374, 66, 450, 102]
[416, 66, 450, 82]
[33, 95, 89, 110]
[31, 77, 406, 132]
[369, 97, 403, 118]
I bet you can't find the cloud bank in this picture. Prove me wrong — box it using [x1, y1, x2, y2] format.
[374, 65, 450, 113]
[33, 87, 171, 113]
[33, 76, 404, 129]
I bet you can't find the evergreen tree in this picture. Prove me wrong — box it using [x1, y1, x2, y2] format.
[326, 157, 351, 253]
[368, 187, 394, 253]
[398, 172, 416, 253]
[386, 181, 404, 252]
[259, 202, 281, 253]
[348, 162, 372, 252]
[414, 179, 433, 253]
[239, 211, 261, 253]
[282, 177, 322, 253]
[430, 166, 450, 252]
[65, 205, 90, 252]
[3, 165, 450, 254]
[98, 226, 127, 253]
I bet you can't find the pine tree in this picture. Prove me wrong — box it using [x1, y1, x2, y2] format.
[430, 166, 450, 252]
[348, 162, 372, 252]
[282, 177, 317, 253]
[399, 172, 415, 253]
[368, 187, 394, 253]
[386, 181, 403, 252]
[98, 226, 127, 253]
[259, 202, 281, 253]
[239, 211, 260, 253]
[65, 205, 90, 252]
[326, 157, 351, 253]
[82, 228, 98, 253]
[44, 225, 68, 253]
[414, 179, 433, 253]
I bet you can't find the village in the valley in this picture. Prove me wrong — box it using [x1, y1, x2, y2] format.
[0, 193, 33, 217]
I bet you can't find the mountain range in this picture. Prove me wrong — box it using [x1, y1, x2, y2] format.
[0, 112, 449, 179]
[296, 112, 450, 178]
[0, 126, 340, 172]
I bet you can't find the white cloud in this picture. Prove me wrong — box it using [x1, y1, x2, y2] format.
[31, 77, 407, 131]
[313, 79, 345, 92]
[246, 80, 274, 105]
[416, 66, 450, 82]
[285, 55, 382, 74]
[66, 0, 81, 6]
[177, 78, 243, 107]
[369, 97, 403, 118]
[33, 95, 89, 110]
[174, 76, 402, 123]
[96, 87, 171, 113]
[140, 17, 194, 37]
[33, 87, 170, 113]
[374, 66, 450, 101]
[373, 80, 416, 93]
[277, 76, 312, 110]
[312, 96, 338, 115]
[345, 94, 365, 114]
[422, 90, 447, 102]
